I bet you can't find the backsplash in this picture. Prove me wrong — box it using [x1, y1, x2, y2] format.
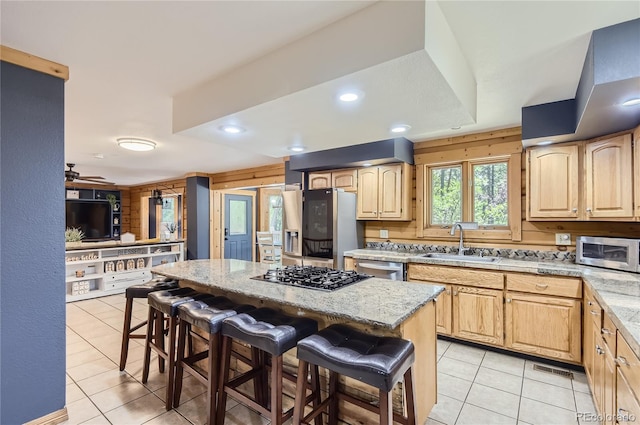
[365, 242, 576, 263]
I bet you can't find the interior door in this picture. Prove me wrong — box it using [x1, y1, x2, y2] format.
[224, 194, 253, 260]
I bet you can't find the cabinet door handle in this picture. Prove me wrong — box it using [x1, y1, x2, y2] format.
[587, 301, 593, 306]
[453, 290, 458, 296]
[506, 298, 512, 303]
[595, 345, 604, 355]
[572, 208, 578, 213]
[535, 283, 548, 289]
[590, 310, 600, 316]
[616, 356, 628, 366]
[446, 289, 451, 295]
[601, 328, 612, 335]
[586, 207, 592, 213]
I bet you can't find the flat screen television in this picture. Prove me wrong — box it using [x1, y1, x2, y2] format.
[66, 200, 112, 240]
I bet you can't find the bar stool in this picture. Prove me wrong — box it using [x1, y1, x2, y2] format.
[292, 324, 417, 425]
[142, 287, 205, 411]
[216, 308, 318, 425]
[173, 296, 256, 424]
[119, 277, 179, 371]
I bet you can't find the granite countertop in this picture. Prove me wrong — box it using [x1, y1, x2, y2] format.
[345, 248, 640, 358]
[152, 259, 444, 329]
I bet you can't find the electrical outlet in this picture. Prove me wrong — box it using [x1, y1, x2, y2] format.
[555, 233, 571, 245]
[379, 229, 389, 239]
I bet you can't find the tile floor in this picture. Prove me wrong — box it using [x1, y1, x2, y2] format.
[64, 295, 597, 424]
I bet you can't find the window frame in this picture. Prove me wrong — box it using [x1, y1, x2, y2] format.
[416, 144, 521, 241]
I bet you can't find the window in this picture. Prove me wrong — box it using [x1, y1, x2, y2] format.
[416, 141, 521, 241]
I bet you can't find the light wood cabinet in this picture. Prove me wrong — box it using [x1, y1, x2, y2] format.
[616, 332, 640, 424]
[584, 286, 602, 388]
[453, 285, 504, 346]
[585, 134, 633, 219]
[527, 143, 580, 219]
[526, 131, 635, 221]
[436, 284, 452, 335]
[308, 169, 358, 192]
[617, 369, 640, 424]
[633, 125, 640, 218]
[343, 256, 356, 271]
[356, 163, 411, 221]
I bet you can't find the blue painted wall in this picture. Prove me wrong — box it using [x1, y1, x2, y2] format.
[186, 176, 210, 259]
[0, 61, 66, 423]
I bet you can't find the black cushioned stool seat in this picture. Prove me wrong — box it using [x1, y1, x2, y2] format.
[142, 287, 207, 411]
[217, 308, 319, 425]
[293, 324, 417, 425]
[173, 296, 256, 425]
[119, 277, 178, 371]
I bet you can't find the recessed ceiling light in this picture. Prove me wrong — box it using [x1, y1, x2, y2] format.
[622, 98, 640, 107]
[219, 125, 245, 134]
[390, 125, 411, 133]
[537, 140, 554, 146]
[339, 93, 359, 102]
[289, 146, 305, 152]
[117, 138, 156, 151]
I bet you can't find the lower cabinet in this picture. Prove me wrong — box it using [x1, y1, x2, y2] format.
[617, 369, 640, 424]
[436, 284, 452, 335]
[504, 292, 581, 362]
[453, 285, 504, 346]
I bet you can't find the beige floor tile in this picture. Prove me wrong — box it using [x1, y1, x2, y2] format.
[67, 357, 118, 382]
[518, 398, 578, 425]
[79, 414, 111, 424]
[127, 359, 170, 393]
[428, 394, 464, 425]
[66, 382, 86, 404]
[223, 403, 270, 425]
[572, 372, 591, 394]
[143, 410, 193, 424]
[175, 393, 208, 424]
[474, 366, 523, 395]
[523, 360, 573, 389]
[437, 339, 451, 357]
[466, 383, 521, 419]
[574, 391, 597, 419]
[522, 378, 576, 411]
[61, 397, 102, 425]
[155, 374, 207, 405]
[426, 419, 447, 425]
[482, 351, 525, 377]
[76, 368, 137, 396]
[66, 332, 86, 346]
[93, 307, 125, 321]
[67, 340, 95, 356]
[90, 380, 152, 413]
[73, 322, 120, 341]
[104, 393, 166, 423]
[437, 371, 473, 401]
[443, 343, 486, 366]
[67, 348, 107, 369]
[438, 356, 480, 381]
[67, 374, 74, 385]
[456, 403, 517, 425]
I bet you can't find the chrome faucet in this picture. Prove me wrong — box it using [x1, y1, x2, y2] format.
[450, 222, 478, 256]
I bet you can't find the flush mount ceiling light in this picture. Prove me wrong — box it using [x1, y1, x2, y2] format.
[622, 98, 640, 107]
[390, 124, 411, 133]
[117, 138, 156, 151]
[288, 146, 305, 152]
[219, 125, 246, 134]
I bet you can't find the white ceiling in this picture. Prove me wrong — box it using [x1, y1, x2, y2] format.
[1, 1, 638, 185]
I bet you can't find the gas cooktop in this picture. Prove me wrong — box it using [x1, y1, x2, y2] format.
[252, 265, 371, 292]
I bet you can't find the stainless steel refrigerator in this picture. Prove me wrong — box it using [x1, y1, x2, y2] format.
[281, 188, 363, 269]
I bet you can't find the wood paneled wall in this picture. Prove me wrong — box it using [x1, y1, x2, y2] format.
[367, 127, 640, 250]
[64, 182, 131, 234]
[210, 163, 285, 190]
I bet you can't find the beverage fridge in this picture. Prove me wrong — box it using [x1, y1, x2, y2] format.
[281, 188, 363, 269]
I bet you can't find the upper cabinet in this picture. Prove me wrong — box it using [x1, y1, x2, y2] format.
[357, 163, 412, 221]
[527, 131, 636, 221]
[308, 169, 357, 192]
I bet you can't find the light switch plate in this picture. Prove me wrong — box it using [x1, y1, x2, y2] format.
[379, 229, 389, 239]
[555, 233, 571, 245]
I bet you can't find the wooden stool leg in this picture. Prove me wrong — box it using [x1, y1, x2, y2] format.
[206, 334, 219, 425]
[119, 297, 134, 371]
[173, 319, 188, 408]
[251, 347, 265, 407]
[404, 367, 417, 425]
[164, 316, 178, 411]
[216, 335, 233, 425]
[311, 365, 322, 425]
[292, 360, 308, 425]
[142, 307, 155, 383]
[379, 389, 393, 425]
[271, 355, 284, 425]
[328, 371, 339, 425]
[156, 310, 165, 373]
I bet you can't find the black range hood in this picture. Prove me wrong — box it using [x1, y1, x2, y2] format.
[522, 18, 640, 147]
[288, 137, 413, 172]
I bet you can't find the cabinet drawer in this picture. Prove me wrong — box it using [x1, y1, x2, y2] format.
[600, 313, 617, 354]
[616, 369, 640, 424]
[584, 292, 603, 328]
[408, 264, 503, 289]
[617, 333, 640, 400]
[505, 273, 581, 298]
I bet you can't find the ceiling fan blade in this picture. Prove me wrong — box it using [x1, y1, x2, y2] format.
[78, 176, 106, 180]
[78, 177, 115, 185]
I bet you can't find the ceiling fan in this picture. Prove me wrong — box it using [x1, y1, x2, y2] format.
[65, 163, 114, 185]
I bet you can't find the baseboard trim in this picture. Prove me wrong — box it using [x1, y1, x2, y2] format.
[23, 407, 68, 425]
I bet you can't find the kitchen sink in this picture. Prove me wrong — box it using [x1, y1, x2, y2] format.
[421, 253, 501, 263]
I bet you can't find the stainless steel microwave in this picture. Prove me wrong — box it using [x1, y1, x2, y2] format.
[576, 236, 640, 272]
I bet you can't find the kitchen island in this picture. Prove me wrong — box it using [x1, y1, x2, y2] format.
[152, 259, 444, 424]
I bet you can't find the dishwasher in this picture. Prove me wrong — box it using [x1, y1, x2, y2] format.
[355, 259, 406, 281]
